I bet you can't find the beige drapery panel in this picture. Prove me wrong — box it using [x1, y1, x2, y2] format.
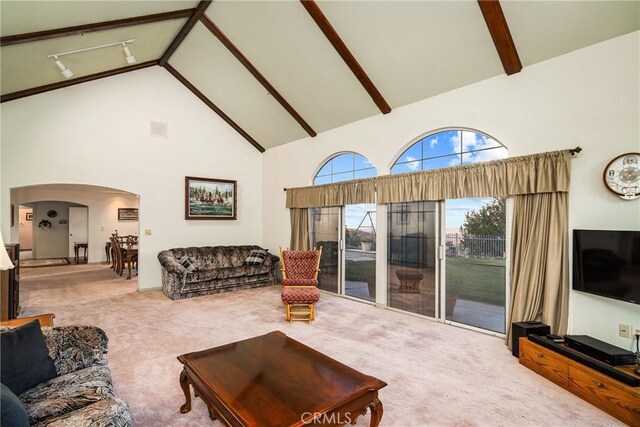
[289, 208, 310, 250]
[286, 179, 376, 208]
[505, 192, 569, 349]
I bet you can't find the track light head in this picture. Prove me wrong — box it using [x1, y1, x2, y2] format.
[123, 44, 136, 64]
[53, 56, 74, 79]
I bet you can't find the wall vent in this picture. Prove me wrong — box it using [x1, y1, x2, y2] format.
[150, 120, 168, 139]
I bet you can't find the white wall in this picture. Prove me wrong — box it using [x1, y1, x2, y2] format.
[12, 187, 138, 262]
[262, 32, 640, 348]
[31, 201, 72, 258]
[1, 67, 263, 290]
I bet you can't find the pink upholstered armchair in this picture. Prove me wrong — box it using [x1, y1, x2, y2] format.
[279, 247, 322, 323]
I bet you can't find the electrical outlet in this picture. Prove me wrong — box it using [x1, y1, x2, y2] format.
[633, 325, 640, 336]
[618, 324, 632, 338]
[144, 229, 152, 236]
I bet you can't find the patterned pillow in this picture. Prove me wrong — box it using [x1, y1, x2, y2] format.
[245, 249, 268, 265]
[178, 255, 197, 273]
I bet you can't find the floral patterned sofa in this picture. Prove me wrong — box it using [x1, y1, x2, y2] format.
[10, 325, 131, 426]
[157, 245, 279, 300]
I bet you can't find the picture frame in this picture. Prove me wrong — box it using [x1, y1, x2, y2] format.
[185, 176, 237, 220]
[26, 212, 33, 221]
[118, 208, 139, 221]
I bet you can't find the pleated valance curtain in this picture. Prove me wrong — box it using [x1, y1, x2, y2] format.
[285, 150, 571, 208]
[375, 150, 571, 203]
[286, 179, 376, 208]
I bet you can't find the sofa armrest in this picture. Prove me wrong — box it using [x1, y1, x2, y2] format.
[157, 251, 186, 274]
[42, 326, 109, 375]
[263, 253, 280, 267]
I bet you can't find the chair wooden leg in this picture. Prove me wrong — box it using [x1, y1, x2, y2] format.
[285, 304, 290, 321]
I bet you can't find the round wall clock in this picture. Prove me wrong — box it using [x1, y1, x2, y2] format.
[603, 152, 640, 200]
[47, 209, 58, 218]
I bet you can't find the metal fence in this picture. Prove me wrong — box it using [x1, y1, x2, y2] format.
[445, 233, 505, 259]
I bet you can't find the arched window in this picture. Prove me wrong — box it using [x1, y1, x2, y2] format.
[391, 129, 507, 174]
[314, 152, 376, 185]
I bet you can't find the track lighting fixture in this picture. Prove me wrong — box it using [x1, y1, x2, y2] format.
[48, 38, 136, 78]
[53, 55, 74, 79]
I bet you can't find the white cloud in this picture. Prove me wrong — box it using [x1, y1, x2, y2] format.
[464, 147, 508, 163]
[450, 133, 462, 153]
[405, 155, 420, 170]
[429, 137, 438, 148]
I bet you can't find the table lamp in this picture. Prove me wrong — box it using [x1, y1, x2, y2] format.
[0, 233, 15, 270]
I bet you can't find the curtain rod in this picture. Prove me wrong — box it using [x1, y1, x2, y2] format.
[283, 146, 583, 191]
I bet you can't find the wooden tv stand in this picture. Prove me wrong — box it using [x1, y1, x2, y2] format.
[519, 337, 640, 426]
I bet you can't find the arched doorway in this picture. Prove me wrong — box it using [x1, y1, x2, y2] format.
[10, 184, 139, 265]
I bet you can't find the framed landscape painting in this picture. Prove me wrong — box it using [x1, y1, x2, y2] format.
[118, 208, 138, 221]
[185, 176, 237, 220]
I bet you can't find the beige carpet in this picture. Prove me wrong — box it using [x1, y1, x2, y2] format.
[19, 264, 622, 427]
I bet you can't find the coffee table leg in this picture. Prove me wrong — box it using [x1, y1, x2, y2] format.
[368, 398, 384, 427]
[207, 405, 218, 420]
[179, 369, 192, 414]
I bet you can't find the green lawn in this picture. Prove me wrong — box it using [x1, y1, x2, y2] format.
[345, 260, 375, 282]
[345, 258, 505, 306]
[446, 257, 505, 305]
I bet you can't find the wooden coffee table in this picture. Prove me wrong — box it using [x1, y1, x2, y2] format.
[177, 331, 387, 426]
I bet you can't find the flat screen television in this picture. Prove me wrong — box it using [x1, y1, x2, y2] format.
[573, 229, 640, 305]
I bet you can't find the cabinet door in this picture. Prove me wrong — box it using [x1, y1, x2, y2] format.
[568, 364, 640, 426]
[519, 339, 569, 388]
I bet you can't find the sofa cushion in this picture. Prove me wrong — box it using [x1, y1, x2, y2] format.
[20, 364, 114, 425]
[185, 269, 221, 283]
[0, 320, 58, 395]
[1, 383, 29, 427]
[33, 396, 132, 427]
[245, 249, 268, 265]
[281, 287, 321, 304]
[282, 278, 318, 286]
[42, 326, 109, 376]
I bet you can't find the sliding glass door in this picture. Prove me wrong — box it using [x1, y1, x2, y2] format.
[384, 199, 506, 334]
[443, 198, 506, 333]
[309, 204, 377, 302]
[387, 202, 438, 317]
[344, 204, 376, 302]
[309, 207, 339, 293]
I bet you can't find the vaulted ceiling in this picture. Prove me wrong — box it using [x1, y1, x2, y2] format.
[1, 1, 638, 152]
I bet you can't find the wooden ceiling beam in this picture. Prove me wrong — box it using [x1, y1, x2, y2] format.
[163, 64, 265, 153]
[1, 9, 195, 47]
[477, 0, 522, 75]
[159, 0, 211, 66]
[300, 0, 391, 115]
[200, 14, 317, 138]
[1, 60, 158, 103]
